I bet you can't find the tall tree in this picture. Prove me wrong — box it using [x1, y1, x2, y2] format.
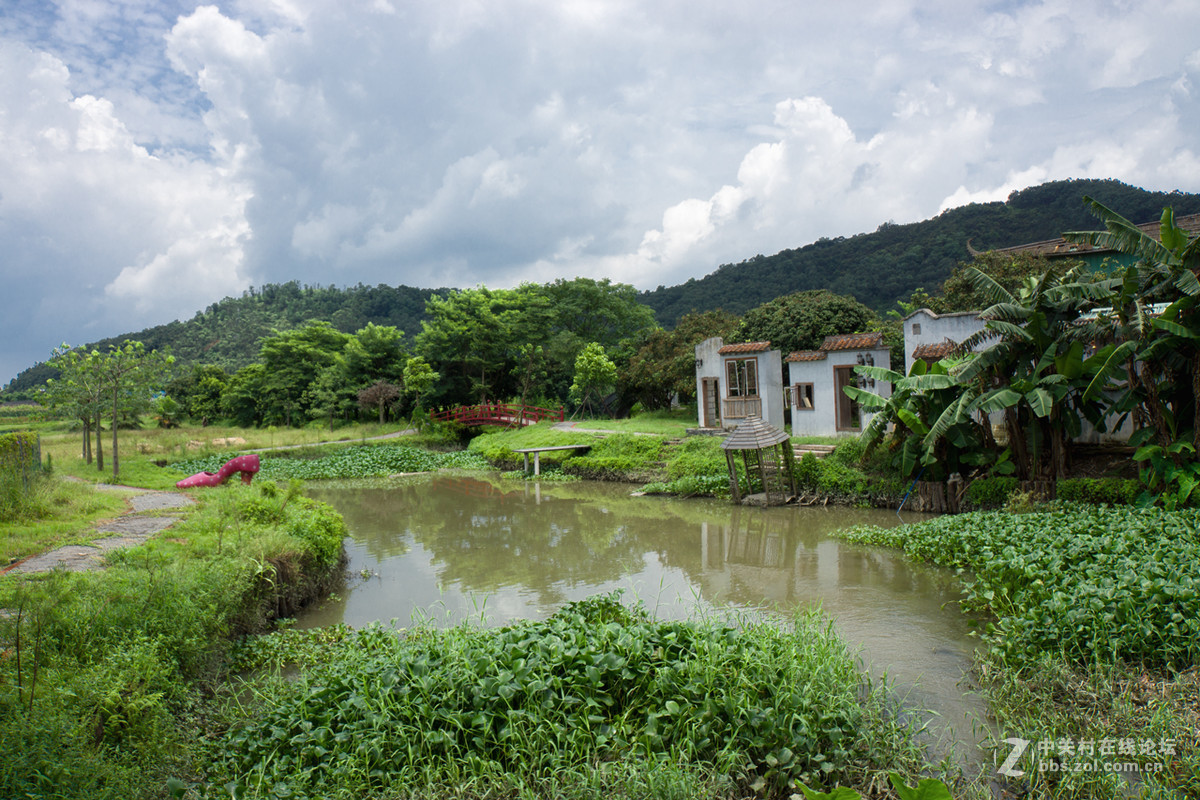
[569, 343, 617, 418]
[258, 322, 351, 426]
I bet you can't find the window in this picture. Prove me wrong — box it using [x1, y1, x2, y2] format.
[725, 358, 758, 397]
[723, 358, 762, 419]
[911, 322, 922, 335]
[793, 383, 814, 410]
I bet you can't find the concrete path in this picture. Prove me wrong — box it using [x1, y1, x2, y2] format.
[3, 487, 194, 576]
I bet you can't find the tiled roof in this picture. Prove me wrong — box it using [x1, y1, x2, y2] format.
[720, 416, 791, 451]
[912, 341, 959, 360]
[995, 213, 1200, 259]
[820, 331, 885, 351]
[717, 340, 771, 354]
[785, 350, 826, 362]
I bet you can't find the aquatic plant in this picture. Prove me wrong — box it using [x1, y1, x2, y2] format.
[840, 505, 1200, 666]
[172, 443, 489, 481]
[210, 594, 918, 798]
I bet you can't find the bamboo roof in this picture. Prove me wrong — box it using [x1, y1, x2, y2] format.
[720, 416, 791, 450]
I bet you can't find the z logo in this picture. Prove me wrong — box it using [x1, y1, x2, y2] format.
[997, 737, 1030, 777]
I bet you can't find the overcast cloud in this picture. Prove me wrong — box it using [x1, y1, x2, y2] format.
[2, 0, 1199, 384]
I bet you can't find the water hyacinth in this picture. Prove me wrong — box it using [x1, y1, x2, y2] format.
[172, 444, 490, 482]
[211, 595, 912, 799]
[839, 505, 1200, 666]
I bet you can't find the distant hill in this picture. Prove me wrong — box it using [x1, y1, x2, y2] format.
[5, 282, 447, 395]
[639, 179, 1200, 326]
[7, 178, 1200, 397]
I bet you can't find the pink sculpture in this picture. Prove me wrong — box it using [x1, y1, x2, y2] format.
[176, 454, 261, 488]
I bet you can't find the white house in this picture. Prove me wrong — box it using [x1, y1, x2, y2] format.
[902, 309, 987, 374]
[694, 338, 785, 431]
[786, 332, 892, 437]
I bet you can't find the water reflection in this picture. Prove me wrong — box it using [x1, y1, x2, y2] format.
[303, 474, 988, 762]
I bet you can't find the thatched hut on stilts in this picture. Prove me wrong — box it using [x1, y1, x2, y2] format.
[720, 417, 796, 505]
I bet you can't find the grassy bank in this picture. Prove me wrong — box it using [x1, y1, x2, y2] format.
[838, 505, 1200, 798]
[0, 480, 347, 799]
[201, 593, 925, 800]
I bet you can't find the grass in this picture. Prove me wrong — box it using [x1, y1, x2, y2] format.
[0, 480, 347, 800]
[37, 417, 402, 488]
[0, 475, 137, 563]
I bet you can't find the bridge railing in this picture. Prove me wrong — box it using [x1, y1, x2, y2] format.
[429, 403, 565, 426]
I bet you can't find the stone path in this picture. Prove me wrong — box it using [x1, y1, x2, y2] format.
[3, 488, 194, 576]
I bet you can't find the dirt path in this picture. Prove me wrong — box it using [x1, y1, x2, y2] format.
[3, 486, 194, 576]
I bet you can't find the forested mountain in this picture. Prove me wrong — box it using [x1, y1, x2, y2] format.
[6, 282, 446, 394]
[7, 178, 1199, 397]
[639, 179, 1200, 325]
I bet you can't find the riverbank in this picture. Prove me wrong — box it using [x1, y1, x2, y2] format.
[0, 476, 348, 799]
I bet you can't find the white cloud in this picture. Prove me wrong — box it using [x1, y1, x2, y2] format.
[3, 0, 1200, 383]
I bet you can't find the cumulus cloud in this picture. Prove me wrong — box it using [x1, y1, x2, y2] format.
[2, 0, 1200, 383]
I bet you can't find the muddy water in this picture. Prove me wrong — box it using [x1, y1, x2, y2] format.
[302, 474, 989, 762]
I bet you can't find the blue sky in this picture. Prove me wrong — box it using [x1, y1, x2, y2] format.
[2, 0, 1199, 384]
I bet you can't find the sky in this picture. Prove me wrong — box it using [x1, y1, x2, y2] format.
[2, 0, 1200, 385]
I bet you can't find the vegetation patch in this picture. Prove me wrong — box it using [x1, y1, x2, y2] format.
[208, 594, 920, 799]
[172, 443, 489, 481]
[563, 433, 667, 482]
[0, 482, 347, 800]
[839, 505, 1200, 666]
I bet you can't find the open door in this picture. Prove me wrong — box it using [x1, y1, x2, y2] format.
[701, 377, 720, 428]
[834, 366, 862, 431]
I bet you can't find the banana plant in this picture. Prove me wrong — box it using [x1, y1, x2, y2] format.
[845, 357, 992, 481]
[1065, 198, 1200, 505]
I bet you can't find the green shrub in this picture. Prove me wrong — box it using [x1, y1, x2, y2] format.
[965, 476, 1019, 508]
[1056, 477, 1141, 506]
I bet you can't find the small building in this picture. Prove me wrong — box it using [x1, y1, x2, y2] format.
[902, 309, 988, 374]
[694, 338, 785, 431]
[786, 332, 891, 437]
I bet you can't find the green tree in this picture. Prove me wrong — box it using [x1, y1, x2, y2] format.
[622, 310, 738, 410]
[94, 341, 174, 479]
[44, 345, 106, 469]
[258, 322, 351, 426]
[221, 363, 267, 427]
[734, 290, 878, 356]
[569, 343, 617, 418]
[1064, 199, 1200, 504]
[402, 356, 439, 417]
[343, 323, 408, 388]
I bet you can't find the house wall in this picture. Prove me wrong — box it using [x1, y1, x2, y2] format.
[788, 347, 891, 437]
[693, 338, 785, 431]
[694, 337, 726, 428]
[750, 349, 785, 431]
[903, 309, 988, 374]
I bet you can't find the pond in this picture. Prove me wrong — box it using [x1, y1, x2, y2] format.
[302, 473, 989, 763]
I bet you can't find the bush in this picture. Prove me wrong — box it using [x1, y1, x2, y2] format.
[1056, 477, 1141, 506]
[965, 476, 1019, 508]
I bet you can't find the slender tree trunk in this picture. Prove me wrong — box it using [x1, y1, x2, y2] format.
[112, 387, 120, 479]
[82, 418, 92, 463]
[95, 410, 104, 473]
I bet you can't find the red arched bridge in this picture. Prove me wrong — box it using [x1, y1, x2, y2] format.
[429, 403, 564, 427]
